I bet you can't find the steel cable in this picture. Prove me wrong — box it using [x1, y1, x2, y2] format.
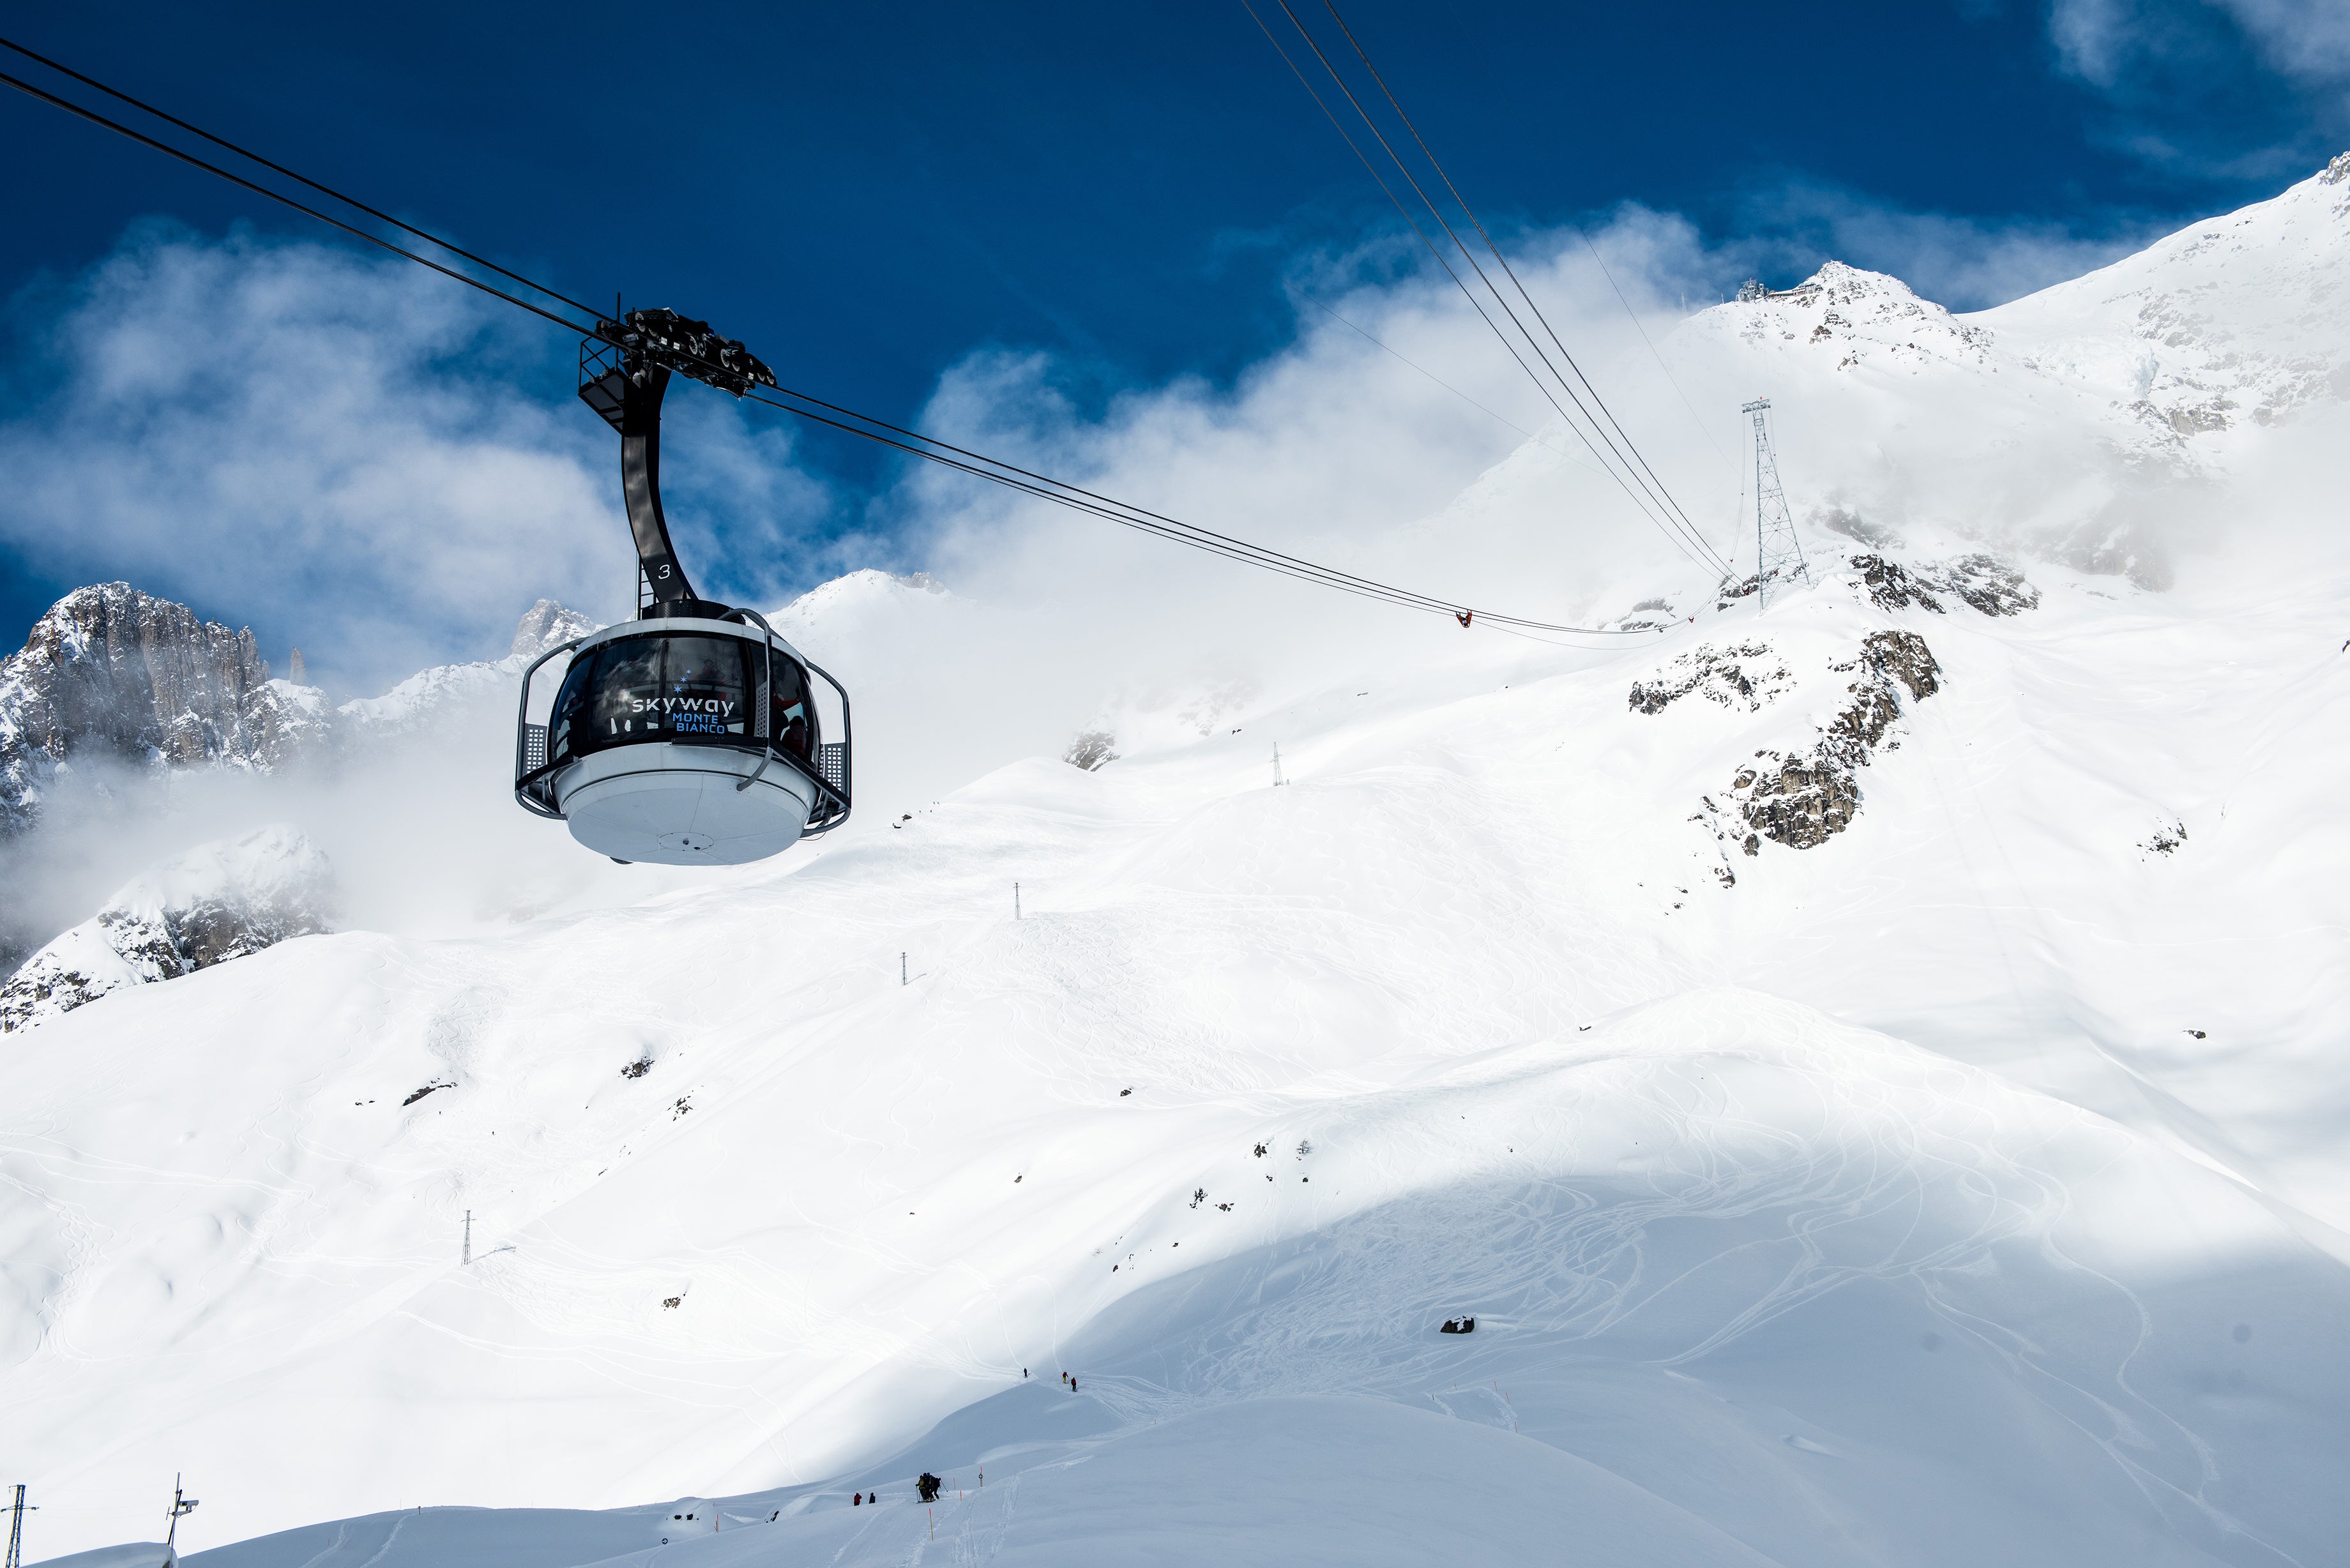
[0, 34, 604, 321]
[1317, 0, 1724, 554]
[1239, 0, 1724, 580]
[1260, 1, 1732, 578]
[0, 40, 1674, 641]
[0, 65, 597, 338]
[741, 385, 1665, 635]
[1266, 1, 1698, 547]
[1266, 0, 1713, 566]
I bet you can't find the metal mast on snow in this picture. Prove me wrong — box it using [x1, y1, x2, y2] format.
[1743, 398, 1810, 610]
[5, 1484, 32, 1568]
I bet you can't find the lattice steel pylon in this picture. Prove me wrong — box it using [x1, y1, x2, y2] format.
[1743, 398, 1811, 609]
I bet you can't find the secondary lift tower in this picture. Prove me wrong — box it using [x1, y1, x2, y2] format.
[1743, 398, 1811, 609]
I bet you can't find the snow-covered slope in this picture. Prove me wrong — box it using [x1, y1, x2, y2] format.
[1980, 150, 2350, 453]
[9, 163, 2350, 1568]
[0, 824, 332, 1031]
[10, 532, 2350, 1567]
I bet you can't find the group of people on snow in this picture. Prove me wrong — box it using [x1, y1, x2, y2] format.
[851, 1368, 1086, 1511]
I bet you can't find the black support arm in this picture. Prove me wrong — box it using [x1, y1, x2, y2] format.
[581, 353, 694, 604]
[577, 308, 777, 613]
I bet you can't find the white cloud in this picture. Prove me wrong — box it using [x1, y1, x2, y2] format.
[0, 225, 835, 694]
[2217, 0, 2350, 83]
[897, 205, 1747, 688]
[2050, 0, 2144, 86]
[2056, 0, 2350, 86]
[2049, 0, 2350, 176]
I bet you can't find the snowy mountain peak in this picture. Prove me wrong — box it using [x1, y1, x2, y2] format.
[775, 568, 950, 619]
[1715, 259, 1990, 369]
[769, 568, 962, 649]
[510, 599, 599, 660]
[1787, 258, 1916, 300]
[0, 582, 282, 835]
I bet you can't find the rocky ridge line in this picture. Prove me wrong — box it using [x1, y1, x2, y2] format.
[0, 584, 308, 834]
[0, 588, 597, 836]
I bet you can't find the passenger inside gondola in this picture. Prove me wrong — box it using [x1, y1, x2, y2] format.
[769, 656, 814, 759]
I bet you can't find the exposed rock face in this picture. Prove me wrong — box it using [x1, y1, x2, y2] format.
[0, 584, 289, 833]
[245, 679, 340, 763]
[1630, 643, 1793, 715]
[1851, 556, 1946, 614]
[1727, 631, 1941, 854]
[0, 825, 334, 1032]
[1, 587, 602, 836]
[512, 599, 600, 659]
[1936, 555, 2040, 616]
[1713, 575, 1761, 610]
[1850, 554, 2039, 617]
[1616, 598, 1679, 632]
[1065, 730, 1119, 771]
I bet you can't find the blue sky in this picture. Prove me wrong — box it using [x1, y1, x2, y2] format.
[3, 0, 2345, 670]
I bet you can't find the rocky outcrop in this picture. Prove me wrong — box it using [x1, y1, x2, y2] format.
[1850, 554, 2039, 617]
[1721, 631, 1941, 854]
[1616, 598, 1680, 632]
[511, 599, 600, 659]
[0, 584, 290, 833]
[1851, 556, 1944, 614]
[1, 587, 601, 835]
[1630, 642, 1793, 715]
[1936, 555, 2039, 616]
[1064, 730, 1119, 771]
[0, 825, 334, 1032]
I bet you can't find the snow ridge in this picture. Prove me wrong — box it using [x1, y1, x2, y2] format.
[0, 824, 333, 1031]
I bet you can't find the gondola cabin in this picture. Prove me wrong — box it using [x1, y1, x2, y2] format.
[514, 608, 849, 864]
[511, 308, 852, 864]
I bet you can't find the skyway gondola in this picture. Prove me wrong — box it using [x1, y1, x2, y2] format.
[513, 310, 851, 864]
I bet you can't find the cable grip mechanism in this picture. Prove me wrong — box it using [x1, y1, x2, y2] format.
[576, 309, 777, 612]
